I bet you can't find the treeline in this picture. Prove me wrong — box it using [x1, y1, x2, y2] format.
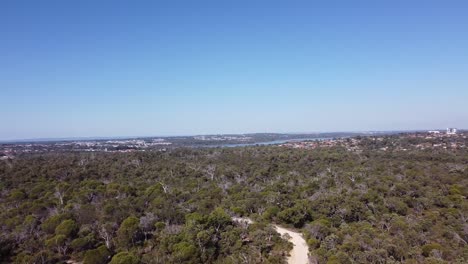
[0, 145, 467, 263]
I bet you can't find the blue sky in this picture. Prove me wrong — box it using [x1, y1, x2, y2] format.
[1, 1, 467, 140]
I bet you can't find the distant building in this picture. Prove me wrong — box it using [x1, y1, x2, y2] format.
[428, 130, 440, 134]
[447, 128, 457, 135]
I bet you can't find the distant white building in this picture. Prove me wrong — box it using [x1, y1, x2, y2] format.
[428, 130, 440, 134]
[447, 128, 457, 135]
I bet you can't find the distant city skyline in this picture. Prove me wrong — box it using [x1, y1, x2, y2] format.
[2, 1, 467, 141]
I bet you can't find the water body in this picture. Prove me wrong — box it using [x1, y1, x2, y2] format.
[215, 137, 333, 148]
[232, 217, 310, 264]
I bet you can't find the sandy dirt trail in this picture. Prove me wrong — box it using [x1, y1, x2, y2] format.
[274, 225, 309, 264]
[232, 217, 309, 264]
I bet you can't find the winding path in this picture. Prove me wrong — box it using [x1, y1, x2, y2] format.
[232, 217, 310, 264]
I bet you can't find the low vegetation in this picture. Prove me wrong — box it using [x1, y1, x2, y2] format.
[0, 139, 467, 263]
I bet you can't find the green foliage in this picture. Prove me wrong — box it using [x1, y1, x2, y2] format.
[154, 221, 166, 230]
[307, 238, 320, 249]
[55, 219, 78, 237]
[83, 245, 111, 264]
[207, 207, 231, 229]
[109, 251, 139, 264]
[70, 235, 93, 251]
[45, 234, 66, 248]
[9, 189, 26, 200]
[172, 241, 198, 262]
[422, 243, 444, 257]
[41, 214, 67, 234]
[327, 251, 351, 264]
[117, 216, 141, 249]
[1, 140, 467, 263]
[277, 204, 310, 227]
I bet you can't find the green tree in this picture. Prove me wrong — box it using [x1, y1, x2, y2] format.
[109, 251, 139, 264]
[55, 219, 78, 237]
[116, 216, 141, 249]
[83, 245, 111, 264]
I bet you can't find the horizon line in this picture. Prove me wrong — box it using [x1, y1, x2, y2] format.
[1, 128, 463, 144]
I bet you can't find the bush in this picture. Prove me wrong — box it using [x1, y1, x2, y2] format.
[70, 236, 92, 251]
[55, 219, 78, 237]
[172, 241, 198, 261]
[83, 246, 110, 264]
[109, 251, 139, 264]
[422, 243, 443, 257]
[41, 214, 66, 234]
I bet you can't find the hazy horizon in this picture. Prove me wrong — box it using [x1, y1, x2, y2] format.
[2, 1, 467, 140]
[0, 128, 463, 143]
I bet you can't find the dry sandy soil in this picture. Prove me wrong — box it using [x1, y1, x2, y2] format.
[232, 217, 310, 264]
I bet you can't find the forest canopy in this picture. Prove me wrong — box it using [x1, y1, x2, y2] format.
[0, 142, 467, 263]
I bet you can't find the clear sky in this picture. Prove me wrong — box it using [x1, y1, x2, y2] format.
[1, 1, 467, 140]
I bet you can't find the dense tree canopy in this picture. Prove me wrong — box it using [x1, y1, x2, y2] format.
[0, 142, 467, 263]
